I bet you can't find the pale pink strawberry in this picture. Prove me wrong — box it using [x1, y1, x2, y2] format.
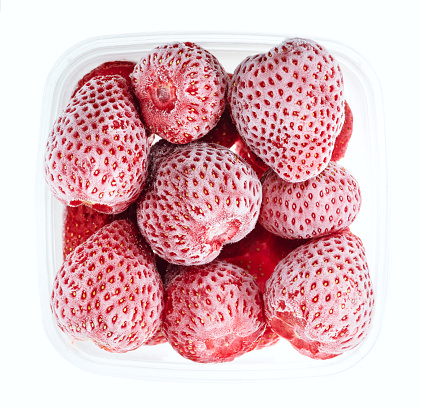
[131, 42, 229, 144]
[264, 231, 375, 360]
[136, 142, 262, 265]
[163, 260, 266, 363]
[45, 75, 150, 214]
[51, 219, 164, 353]
[228, 38, 345, 182]
[259, 161, 361, 240]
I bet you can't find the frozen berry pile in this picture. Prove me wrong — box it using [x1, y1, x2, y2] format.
[45, 38, 374, 363]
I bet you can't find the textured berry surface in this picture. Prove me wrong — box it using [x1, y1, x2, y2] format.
[264, 231, 374, 359]
[331, 100, 353, 162]
[219, 222, 303, 293]
[137, 142, 262, 265]
[229, 38, 345, 182]
[51, 220, 164, 353]
[231, 137, 269, 178]
[45, 75, 150, 214]
[201, 106, 240, 148]
[219, 223, 304, 349]
[62, 205, 113, 258]
[72, 61, 136, 97]
[163, 260, 266, 363]
[131, 42, 229, 144]
[259, 161, 361, 240]
[47, 40, 376, 363]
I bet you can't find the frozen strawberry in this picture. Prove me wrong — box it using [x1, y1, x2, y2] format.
[264, 231, 375, 360]
[331, 100, 353, 162]
[51, 219, 164, 353]
[259, 161, 361, 240]
[144, 325, 167, 346]
[72, 61, 136, 97]
[45, 75, 150, 214]
[218, 223, 304, 350]
[218, 222, 303, 293]
[231, 137, 269, 178]
[137, 142, 262, 265]
[201, 107, 240, 148]
[131, 42, 229, 144]
[62, 205, 113, 258]
[228, 38, 345, 182]
[253, 327, 282, 350]
[163, 260, 266, 363]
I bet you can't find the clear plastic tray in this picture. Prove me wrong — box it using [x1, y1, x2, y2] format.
[36, 32, 388, 381]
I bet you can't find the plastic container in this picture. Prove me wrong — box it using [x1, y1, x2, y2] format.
[36, 32, 388, 381]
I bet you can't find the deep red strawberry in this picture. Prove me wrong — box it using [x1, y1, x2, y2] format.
[131, 42, 229, 144]
[200, 107, 241, 148]
[331, 100, 353, 162]
[218, 222, 303, 293]
[62, 204, 113, 258]
[228, 38, 345, 182]
[72, 61, 136, 97]
[264, 231, 375, 360]
[259, 161, 361, 240]
[45, 75, 150, 214]
[51, 219, 164, 353]
[162, 260, 266, 363]
[136, 142, 262, 265]
[218, 223, 305, 350]
[231, 137, 269, 178]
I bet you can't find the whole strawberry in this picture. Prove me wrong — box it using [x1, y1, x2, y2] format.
[264, 231, 375, 360]
[259, 161, 361, 240]
[137, 142, 262, 265]
[163, 260, 266, 363]
[45, 75, 150, 214]
[131, 42, 229, 144]
[229, 38, 345, 182]
[51, 219, 164, 353]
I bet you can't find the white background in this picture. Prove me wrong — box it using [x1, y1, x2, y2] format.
[1, 1, 419, 407]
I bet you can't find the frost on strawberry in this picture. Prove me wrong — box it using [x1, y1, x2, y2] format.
[131, 42, 229, 144]
[264, 231, 375, 360]
[228, 38, 345, 182]
[259, 161, 361, 240]
[163, 260, 266, 363]
[218, 222, 305, 349]
[51, 220, 164, 353]
[44, 75, 150, 214]
[137, 142, 262, 265]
